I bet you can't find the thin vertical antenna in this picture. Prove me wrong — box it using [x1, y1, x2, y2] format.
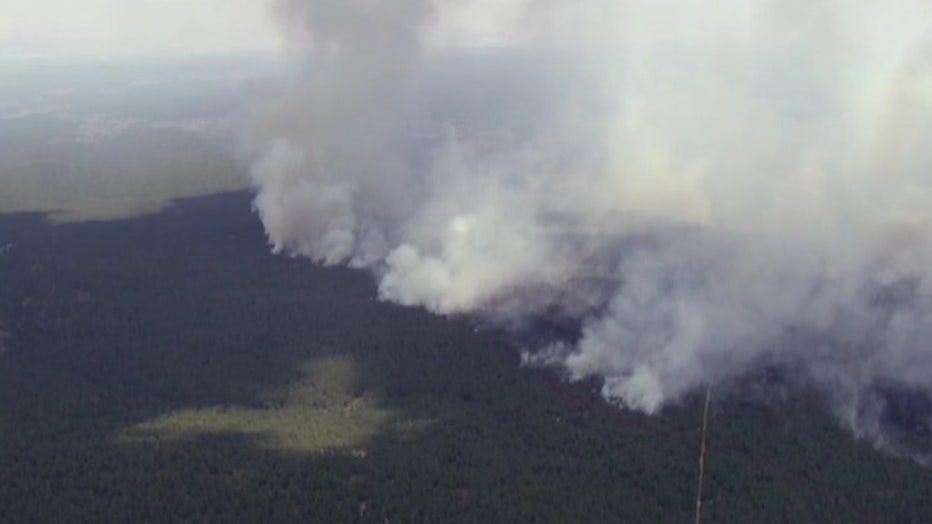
[694, 384, 713, 524]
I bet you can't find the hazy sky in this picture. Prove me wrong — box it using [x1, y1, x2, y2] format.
[0, 0, 283, 59]
[0, 0, 529, 61]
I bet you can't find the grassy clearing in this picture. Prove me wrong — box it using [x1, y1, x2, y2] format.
[119, 355, 403, 455]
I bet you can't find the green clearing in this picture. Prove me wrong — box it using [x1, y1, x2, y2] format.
[119, 355, 398, 455]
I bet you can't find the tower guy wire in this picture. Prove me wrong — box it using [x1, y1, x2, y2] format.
[694, 384, 713, 524]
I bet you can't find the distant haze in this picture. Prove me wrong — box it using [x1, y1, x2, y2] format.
[0, 0, 534, 61]
[0, 0, 281, 60]
[247, 1, 931, 459]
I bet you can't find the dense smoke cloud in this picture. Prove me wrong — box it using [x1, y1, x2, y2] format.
[249, 0, 932, 454]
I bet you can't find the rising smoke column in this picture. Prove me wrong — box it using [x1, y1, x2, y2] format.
[251, 0, 436, 265]
[249, 0, 932, 451]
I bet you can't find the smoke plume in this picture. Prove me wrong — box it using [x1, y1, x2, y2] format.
[248, 0, 932, 456]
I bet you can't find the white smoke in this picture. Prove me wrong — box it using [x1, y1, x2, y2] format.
[248, 0, 932, 450]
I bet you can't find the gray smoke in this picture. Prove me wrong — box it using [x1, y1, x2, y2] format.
[248, 0, 932, 456]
